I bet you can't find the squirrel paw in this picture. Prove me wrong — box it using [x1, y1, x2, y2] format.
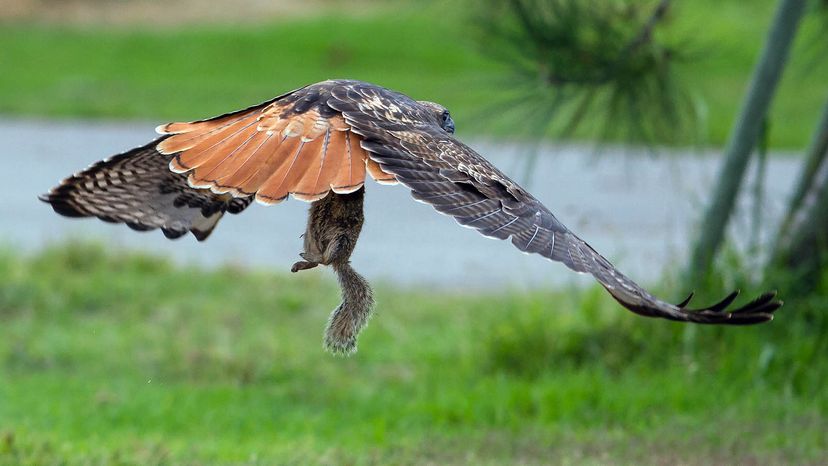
[291, 260, 318, 273]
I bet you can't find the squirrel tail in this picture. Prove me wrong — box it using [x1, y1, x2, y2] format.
[324, 262, 375, 355]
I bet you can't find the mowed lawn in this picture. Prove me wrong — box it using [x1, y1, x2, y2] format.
[0, 244, 825, 464]
[1, 0, 827, 148]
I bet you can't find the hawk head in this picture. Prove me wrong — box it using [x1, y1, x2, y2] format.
[417, 100, 455, 134]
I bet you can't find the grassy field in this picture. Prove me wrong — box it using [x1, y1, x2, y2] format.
[0, 243, 825, 464]
[2, 2, 828, 463]
[1, 0, 827, 148]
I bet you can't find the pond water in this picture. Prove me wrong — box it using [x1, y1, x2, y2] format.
[3, 118, 801, 290]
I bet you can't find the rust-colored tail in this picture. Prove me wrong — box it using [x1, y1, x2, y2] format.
[156, 101, 396, 205]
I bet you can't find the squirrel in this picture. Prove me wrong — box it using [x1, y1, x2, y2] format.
[291, 187, 374, 355]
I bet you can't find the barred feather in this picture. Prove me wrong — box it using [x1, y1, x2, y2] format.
[40, 137, 252, 241]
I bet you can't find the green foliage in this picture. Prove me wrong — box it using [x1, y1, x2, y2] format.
[0, 243, 825, 464]
[472, 0, 697, 144]
[469, 0, 828, 152]
[0, 13, 498, 128]
[480, 288, 650, 377]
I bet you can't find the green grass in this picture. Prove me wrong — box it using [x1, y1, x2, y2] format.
[1, 0, 827, 148]
[0, 242, 825, 464]
[0, 8, 500, 131]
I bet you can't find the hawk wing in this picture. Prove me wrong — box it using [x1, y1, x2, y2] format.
[326, 81, 781, 325]
[40, 137, 253, 241]
[155, 81, 395, 204]
[41, 81, 397, 240]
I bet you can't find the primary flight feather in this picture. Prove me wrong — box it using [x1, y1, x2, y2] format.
[41, 79, 782, 354]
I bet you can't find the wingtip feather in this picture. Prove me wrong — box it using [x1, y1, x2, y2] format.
[708, 290, 740, 313]
[676, 291, 695, 308]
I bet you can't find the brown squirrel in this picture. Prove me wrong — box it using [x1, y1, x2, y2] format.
[291, 187, 374, 355]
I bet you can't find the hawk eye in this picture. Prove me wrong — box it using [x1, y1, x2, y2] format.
[440, 110, 455, 134]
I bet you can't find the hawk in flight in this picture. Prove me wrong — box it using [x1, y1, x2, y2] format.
[41, 79, 782, 354]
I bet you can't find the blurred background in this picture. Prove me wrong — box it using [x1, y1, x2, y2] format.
[1, 0, 826, 464]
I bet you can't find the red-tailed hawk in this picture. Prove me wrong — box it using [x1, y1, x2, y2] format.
[41, 79, 781, 354]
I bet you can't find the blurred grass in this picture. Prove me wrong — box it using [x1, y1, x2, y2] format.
[0, 0, 827, 148]
[0, 9, 500, 133]
[0, 242, 825, 464]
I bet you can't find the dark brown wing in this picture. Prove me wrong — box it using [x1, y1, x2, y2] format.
[40, 137, 253, 241]
[327, 81, 781, 325]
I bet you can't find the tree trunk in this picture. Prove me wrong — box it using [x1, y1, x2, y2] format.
[772, 97, 828, 255]
[770, 98, 828, 285]
[771, 161, 828, 288]
[687, 0, 806, 281]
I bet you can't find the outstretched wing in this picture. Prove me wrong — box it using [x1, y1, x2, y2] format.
[40, 137, 253, 241]
[41, 80, 397, 240]
[327, 81, 782, 324]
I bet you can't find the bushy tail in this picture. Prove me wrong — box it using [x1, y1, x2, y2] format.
[324, 262, 375, 355]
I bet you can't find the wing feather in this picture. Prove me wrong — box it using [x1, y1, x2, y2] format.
[327, 81, 782, 325]
[291, 135, 331, 201]
[316, 129, 345, 192]
[164, 115, 260, 171]
[39, 137, 252, 241]
[157, 80, 394, 204]
[215, 133, 286, 193]
[255, 137, 307, 204]
[330, 131, 366, 193]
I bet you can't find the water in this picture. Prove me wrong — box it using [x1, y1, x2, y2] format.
[4, 118, 801, 290]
